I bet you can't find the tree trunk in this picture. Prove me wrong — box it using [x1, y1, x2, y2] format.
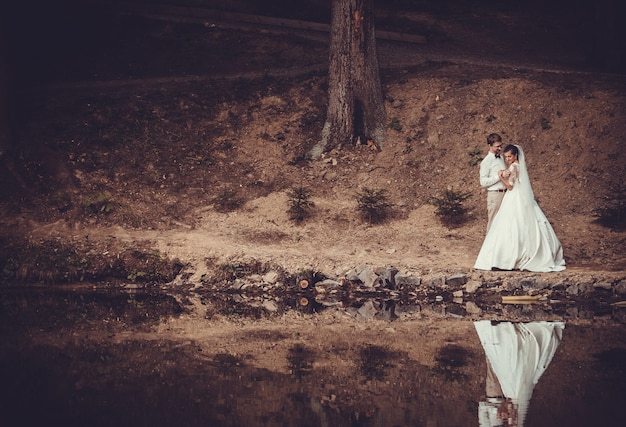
[310, 0, 386, 159]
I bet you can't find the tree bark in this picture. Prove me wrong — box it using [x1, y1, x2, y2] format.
[310, 0, 386, 159]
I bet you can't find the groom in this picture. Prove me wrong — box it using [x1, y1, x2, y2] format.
[479, 133, 507, 232]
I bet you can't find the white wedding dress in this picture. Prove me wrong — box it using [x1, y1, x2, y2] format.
[474, 145, 566, 272]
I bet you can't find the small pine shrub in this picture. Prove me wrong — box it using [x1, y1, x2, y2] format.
[540, 117, 552, 130]
[594, 185, 626, 230]
[84, 192, 118, 215]
[432, 188, 472, 225]
[468, 147, 483, 166]
[388, 117, 402, 131]
[356, 187, 393, 224]
[287, 186, 315, 223]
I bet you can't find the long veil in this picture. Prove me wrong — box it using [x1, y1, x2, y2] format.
[515, 145, 536, 209]
[517, 144, 566, 271]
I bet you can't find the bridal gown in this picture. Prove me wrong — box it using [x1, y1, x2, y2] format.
[474, 147, 566, 272]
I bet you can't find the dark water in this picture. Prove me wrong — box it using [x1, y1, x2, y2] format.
[1, 287, 625, 427]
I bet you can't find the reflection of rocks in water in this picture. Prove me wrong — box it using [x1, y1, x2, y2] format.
[202, 293, 276, 319]
[291, 295, 326, 314]
[344, 299, 397, 320]
[445, 303, 468, 318]
[194, 265, 626, 323]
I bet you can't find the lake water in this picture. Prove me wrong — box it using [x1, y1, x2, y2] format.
[1, 287, 624, 426]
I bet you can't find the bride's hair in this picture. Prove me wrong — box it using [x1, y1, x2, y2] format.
[503, 144, 519, 157]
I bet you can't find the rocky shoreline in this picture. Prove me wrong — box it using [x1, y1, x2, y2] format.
[171, 263, 626, 324]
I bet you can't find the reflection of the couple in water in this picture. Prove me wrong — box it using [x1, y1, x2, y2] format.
[475, 320, 565, 427]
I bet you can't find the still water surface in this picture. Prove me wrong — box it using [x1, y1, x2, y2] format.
[1, 287, 624, 427]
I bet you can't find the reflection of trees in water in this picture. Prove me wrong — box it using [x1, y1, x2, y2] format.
[434, 344, 474, 381]
[287, 343, 315, 379]
[210, 353, 247, 373]
[592, 348, 626, 394]
[358, 344, 396, 381]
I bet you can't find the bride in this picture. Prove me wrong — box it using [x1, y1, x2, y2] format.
[474, 145, 566, 272]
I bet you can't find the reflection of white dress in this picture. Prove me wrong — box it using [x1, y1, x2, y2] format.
[474, 146, 566, 272]
[475, 321, 565, 427]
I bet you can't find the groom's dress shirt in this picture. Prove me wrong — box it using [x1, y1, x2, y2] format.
[480, 152, 507, 191]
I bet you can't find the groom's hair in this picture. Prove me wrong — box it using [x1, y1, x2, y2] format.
[486, 133, 502, 145]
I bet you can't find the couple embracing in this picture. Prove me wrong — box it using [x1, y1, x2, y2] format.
[474, 133, 566, 272]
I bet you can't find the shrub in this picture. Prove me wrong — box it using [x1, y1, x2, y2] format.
[540, 117, 552, 130]
[356, 187, 393, 224]
[468, 147, 483, 166]
[388, 117, 402, 131]
[432, 188, 472, 225]
[594, 185, 626, 230]
[287, 186, 315, 223]
[84, 192, 118, 215]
